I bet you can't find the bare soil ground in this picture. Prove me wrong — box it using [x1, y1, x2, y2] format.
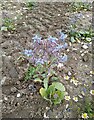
[1, 2, 92, 118]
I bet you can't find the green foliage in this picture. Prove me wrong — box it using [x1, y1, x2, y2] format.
[1, 18, 15, 31]
[83, 99, 94, 119]
[25, 62, 58, 81]
[25, 65, 36, 80]
[76, 97, 94, 119]
[70, 2, 92, 12]
[69, 29, 92, 43]
[39, 82, 65, 105]
[25, 63, 48, 81]
[25, 62, 66, 105]
[26, 1, 35, 10]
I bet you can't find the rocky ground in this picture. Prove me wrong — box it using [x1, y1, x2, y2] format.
[0, 1, 93, 118]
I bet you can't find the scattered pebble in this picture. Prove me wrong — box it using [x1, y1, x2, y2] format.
[68, 71, 72, 76]
[81, 53, 84, 57]
[82, 44, 88, 49]
[11, 87, 17, 93]
[28, 84, 36, 93]
[4, 97, 8, 101]
[0, 77, 6, 85]
[17, 93, 21, 98]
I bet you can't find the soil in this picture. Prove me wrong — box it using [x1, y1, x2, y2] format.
[1, 1, 92, 118]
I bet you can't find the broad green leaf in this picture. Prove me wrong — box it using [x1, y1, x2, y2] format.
[52, 82, 65, 91]
[33, 74, 39, 78]
[51, 77, 58, 81]
[1, 26, 7, 31]
[39, 87, 47, 98]
[44, 78, 48, 90]
[34, 78, 42, 83]
[47, 85, 55, 96]
[53, 99, 61, 105]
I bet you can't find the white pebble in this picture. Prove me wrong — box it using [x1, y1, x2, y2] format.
[68, 71, 72, 76]
[17, 93, 21, 98]
[82, 45, 88, 49]
[4, 97, 8, 101]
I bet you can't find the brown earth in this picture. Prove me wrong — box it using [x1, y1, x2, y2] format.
[1, 2, 92, 118]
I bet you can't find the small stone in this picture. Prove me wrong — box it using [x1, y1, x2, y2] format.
[11, 87, 17, 93]
[4, 97, 8, 101]
[58, 14, 60, 16]
[17, 93, 21, 98]
[82, 45, 88, 49]
[0, 77, 6, 85]
[82, 54, 89, 62]
[28, 84, 36, 93]
[68, 71, 72, 76]
[81, 53, 84, 56]
[16, 80, 21, 85]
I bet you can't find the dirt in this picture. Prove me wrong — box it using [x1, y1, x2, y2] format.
[1, 1, 93, 118]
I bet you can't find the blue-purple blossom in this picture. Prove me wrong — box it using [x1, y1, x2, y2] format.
[23, 50, 33, 57]
[53, 93, 58, 99]
[82, 88, 87, 93]
[59, 54, 68, 62]
[35, 58, 45, 65]
[63, 43, 68, 49]
[23, 33, 68, 65]
[58, 32, 67, 41]
[60, 34, 67, 41]
[48, 36, 58, 44]
[53, 45, 64, 52]
[53, 43, 68, 52]
[32, 35, 42, 43]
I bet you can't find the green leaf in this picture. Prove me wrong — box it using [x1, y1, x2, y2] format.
[44, 78, 48, 90]
[52, 82, 65, 91]
[1, 26, 7, 31]
[47, 85, 55, 98]
[39, 87, 47, 98]
[51, 77, 58, 81]
[34, 78, 42, 83]
[70, 37, 76, 43]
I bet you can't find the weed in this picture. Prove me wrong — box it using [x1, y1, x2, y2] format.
[70, 2, 92, 12]
[1, 18, 15, 31]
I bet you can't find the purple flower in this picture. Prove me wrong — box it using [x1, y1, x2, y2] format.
[75, 13, 83, 19]
[35, 58, 44, 65]
[23, 49, 33, 57]
[59, 54, 68, 62]
[32, 35, 42, 43]
[82, 88, 87, 93]
[53, 43, 68, 52]
[63, 43, 68, 49]
[53, 45, 64, 52]
[48, 36, 58, 44]
[60, 33, 67, 41]
[58, 31, 67, 41]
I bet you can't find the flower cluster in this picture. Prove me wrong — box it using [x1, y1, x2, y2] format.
[23, 31, 68, 65]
